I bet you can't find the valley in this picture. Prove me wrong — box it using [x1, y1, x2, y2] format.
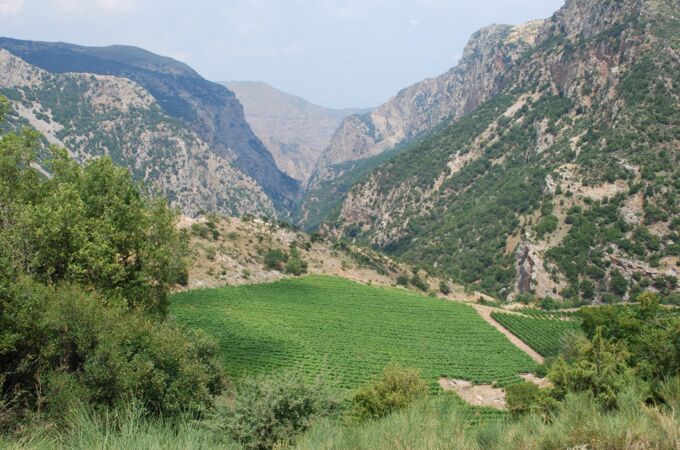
[1, 0, 680, 449]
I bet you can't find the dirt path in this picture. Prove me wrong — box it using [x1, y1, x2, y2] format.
[473, 305, 544, 364]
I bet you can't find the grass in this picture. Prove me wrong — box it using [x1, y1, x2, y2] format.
[296, 389, 680, 450]
[170, 276, 536, 391]
[491, 312, 583, 358]
[0, 403, 237, 450]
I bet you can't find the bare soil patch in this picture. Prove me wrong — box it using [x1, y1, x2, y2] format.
[520, 373, 553, 389]
[438, 378, 506, 410]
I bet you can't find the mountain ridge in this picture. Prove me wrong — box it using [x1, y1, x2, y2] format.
[0, 49, 275, 217]
[0, 37, 300, 215]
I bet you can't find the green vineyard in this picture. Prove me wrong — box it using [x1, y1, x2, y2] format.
[491, 312, 583, 358]
[171, 276, 536, 393]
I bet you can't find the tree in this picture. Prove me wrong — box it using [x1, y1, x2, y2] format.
[610, 270, 629, 297]
[549, 328, 644, 409]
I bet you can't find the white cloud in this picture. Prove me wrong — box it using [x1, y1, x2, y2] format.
[0, 0, 24, 15]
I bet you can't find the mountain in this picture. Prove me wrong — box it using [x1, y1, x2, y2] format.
[298, 20, 543, 227]
[0, 38, 300, 215]
[0, 50, 274, 217]
[223, 81, 365, 182]
[315, 0, 680, 303]
[307, 20, 544, 189]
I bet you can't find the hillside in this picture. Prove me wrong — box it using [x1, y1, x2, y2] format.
[315, 0, 680, 303]
[178, 215, 485, 303]
[0, 38, 300, 215]
[0, 50, 274, 217]
[306, 20, 544, 190]
[224, 81, 364, 182]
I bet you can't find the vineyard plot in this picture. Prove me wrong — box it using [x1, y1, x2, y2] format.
[491, 312, 583, 358]
[171, 276, 536, 392]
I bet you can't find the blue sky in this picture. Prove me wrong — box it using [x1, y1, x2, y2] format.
[0, 0, 564, 108]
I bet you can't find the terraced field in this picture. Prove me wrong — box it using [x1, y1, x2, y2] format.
[491, 312, 583, 358]
[171, 276, 536, 392]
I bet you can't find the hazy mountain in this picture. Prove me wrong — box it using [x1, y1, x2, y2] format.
[0, 38, 300, 216]
[311, 0, 680, 303]
[224, 81, 365, 182]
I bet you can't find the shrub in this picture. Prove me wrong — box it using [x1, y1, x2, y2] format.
[505, 381, 556, 416]
[351, 363, 429, 421]
[285, 256, 308, 276]
[264, 249, 288, 271]
[410, 273, 429, 292]
[396, 275, 409, 286]
[218, 372, 336, 450]
[609, 270, 628, 296]
[439, 281, 451, 295]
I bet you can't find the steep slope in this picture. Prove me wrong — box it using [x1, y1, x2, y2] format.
[329, 0, 680, 302]
[308, 20, 544, 188]
[224, 81, 364, 182]
[0, 38, 300, 215]
[0, 50, 274, 217]
[299, 20, 544, 227]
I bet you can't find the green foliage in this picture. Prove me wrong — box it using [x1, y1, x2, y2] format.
[1, 147, 187, 317]
[505, 381, 556, 416]
[609, 270, 628, 296]
[351, 363, 428, 421]
[0, 278, 224, 428]
[171, 277, 536, 390]
[0, 115, 220, 429]
[439, 281, 451, 295]
[548, 329, 644, 409]
[216, 372, 336, 450]
[285, 247, 308, 276]
[578, 293, 680, 383]
[264, 249, 288, 271]
[534, 215, 558, 238]
[410, 273, 428, 292]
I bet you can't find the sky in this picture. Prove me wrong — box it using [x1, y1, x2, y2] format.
[0, 0, 565, 109]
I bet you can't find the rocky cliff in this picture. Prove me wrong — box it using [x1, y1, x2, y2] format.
[308, 20, 544, 188]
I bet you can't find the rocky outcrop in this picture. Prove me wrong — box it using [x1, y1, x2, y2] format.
[308, 20, 544, 187]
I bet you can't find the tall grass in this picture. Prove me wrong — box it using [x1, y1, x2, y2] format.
[3, 385, 679, 449]
[297, 389, 680, 450]
[0, 403, 236, 450]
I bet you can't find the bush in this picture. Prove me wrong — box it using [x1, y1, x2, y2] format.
[217, 372, 336, 450]
[396, 275, 409, 286]
[410, 273, 429, 292]
[439, 281, 451, 295]
[285, 256, 308, 276]
[351, 363, 429, 421]
[264, 249, 288, 271]
[505, 381, 555, 416]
